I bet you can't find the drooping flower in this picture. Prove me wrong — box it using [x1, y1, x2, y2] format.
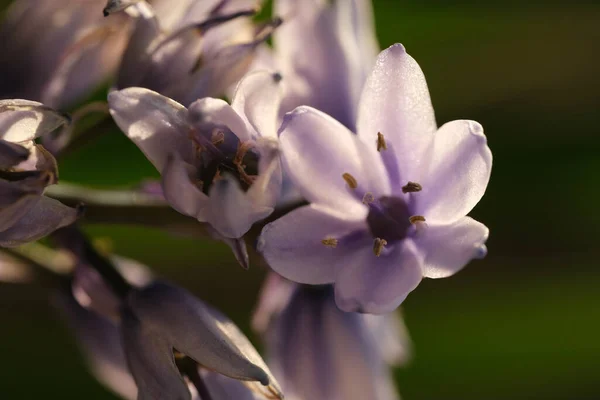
[108, 71, 283, 267]
[104, 0, 281, 106]
[0, 100, 80, 247]
[258, 44, 492, 313]
[0, 0, 131, 108]
[253, 275, 410, 400]
[255, 0, 378, 130]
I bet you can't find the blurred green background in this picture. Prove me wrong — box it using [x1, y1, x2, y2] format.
[1, 0, 599, 399]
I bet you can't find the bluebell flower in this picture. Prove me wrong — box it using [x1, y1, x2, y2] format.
[259, 44, 492, 313]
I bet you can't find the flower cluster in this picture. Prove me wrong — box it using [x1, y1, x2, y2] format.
[0, 1, 492, 399]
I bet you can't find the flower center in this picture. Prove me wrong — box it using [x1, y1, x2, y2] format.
[366, 196, 412, 243]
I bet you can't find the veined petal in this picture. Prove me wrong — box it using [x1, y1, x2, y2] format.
[334, 241, 422, 314]
[258, 203, 368, 285]
[127, 282, 275, 388]
[108, 87, 194, 172]
[356, 44, 437, 186]
[0, 100, 70, 143]
[278, 106, 388, 215]
[206, 175, 273, 239]
[0, 197, 80, 247]
[414, 120, 492, 224]
[188, 98, 250, 142]
[416, 217, 489, 279]
[161, 153, 208, 220]
[121, 308, 191, 400]
[231, 71, 284, 140]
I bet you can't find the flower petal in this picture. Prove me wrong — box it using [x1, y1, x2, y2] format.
[356, 44, 437, 185]
[127, 281, 275, 388]
[278, 106, 388, 215]
[258, 203, 367, 285]
[0, 196, 80, 247]
[414, 120, 492, 224]
[334, 241, 422, 314]
[0, 139, 29, 169]
[161, 153, 208, 220]
[108, 87, 194, 172]
[0, 99, 70, 143]
[231, 71, 284, 139]
[415, 217, 489, 279]
[121, 308, 191, 400]
[206, 175, 273, 239]
[188, 98, 250, 142]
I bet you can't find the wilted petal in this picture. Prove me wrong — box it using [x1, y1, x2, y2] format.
[416, 217, 489, 279]
[414, 120, 493, 224]
[207, 176, 273, 239]
[278, 106, 388, 215]
[122, 308, 191, 400]
[334, 241, 422, 314]
[231, 71, 284, 139]
[0, 139, 29, 169]
[127, 281, 275, 388]
[0, 197, 80, 247]
[357, 44, 437, 185]
[0, 100, 70, 143]
[108, 87, 194, 171]
[259, 204, 367, 285]
[161, 153, 208, 219]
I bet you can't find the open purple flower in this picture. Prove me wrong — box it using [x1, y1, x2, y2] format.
[104, 0, 280, 106]
[109, 71, 283, 267]
[0, 100, 80, 247]
[258, 44, 492, 313]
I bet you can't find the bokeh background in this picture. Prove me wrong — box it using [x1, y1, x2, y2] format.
[0, 0, 599, 399]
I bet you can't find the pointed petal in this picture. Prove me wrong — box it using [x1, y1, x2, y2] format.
[188, 98, 250, 142]
[127, 281, 275, 387]
[258, 204, 367, 285]
[207, 175, 273, 239]
[121, 308, 191, 400]
[416, 217, 489, 279]
[201, 370, 263, 400]
[231, 71, 284, 139]
[334, 241, 423, 314]
[414, 120, 493, 224]
[0, 179, 43, 232]
[0, 139, 29, 169]
[161, 153, 208, 219]
[108, 87, 194, 172]
[356, 44, 437, 185]
[0, 197, 80, 247]
[0, 100, 70, 143]
[278, 106, 388, 215]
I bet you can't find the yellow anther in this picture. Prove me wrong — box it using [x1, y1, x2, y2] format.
[342, 173, 358, 189]
[409, 215, 426, 224]
[402, 181, 422, 193]
[362, 192, 375, 204]
[321, 238, 338, 248]
[377, 132, 387, 151]
[373, 238, 387, 257]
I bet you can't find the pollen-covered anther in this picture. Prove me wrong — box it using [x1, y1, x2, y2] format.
[211, 129, 225, 146]
[362, 192, 375, 204]
[409, 215, 426, 224]
[342, 173, 358, 189]
[321, 238, 338, 248]
[373, 238, 387, 257]
[376, 132, 387, 151]
[233, 141, 257, 186]
[402, 181, 422, 193]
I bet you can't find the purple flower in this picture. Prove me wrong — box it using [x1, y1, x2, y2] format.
[255, 0, 378, 130]
[108, 71, 283, 267]
[253, 276, 411, 400]
[0, 100, 80, 247]
[0, 0, 131, 108]
[105, 0, 280, 106]
[258, 44, 492, 313]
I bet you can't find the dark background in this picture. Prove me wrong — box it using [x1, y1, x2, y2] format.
[1, 0, 599, 399]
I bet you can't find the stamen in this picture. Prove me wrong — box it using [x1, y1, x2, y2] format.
[233, 142, 257, 186]
[402, 181, 422, 193]
[321, 238, 338, 248]
[377, 132, 387, 151]
[342, 173, 358, 189]
[373, 238, 387, 257]
[211, 129, 225, 146]
[362, 192, 375, 204]
[409, 215, 426, 224]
